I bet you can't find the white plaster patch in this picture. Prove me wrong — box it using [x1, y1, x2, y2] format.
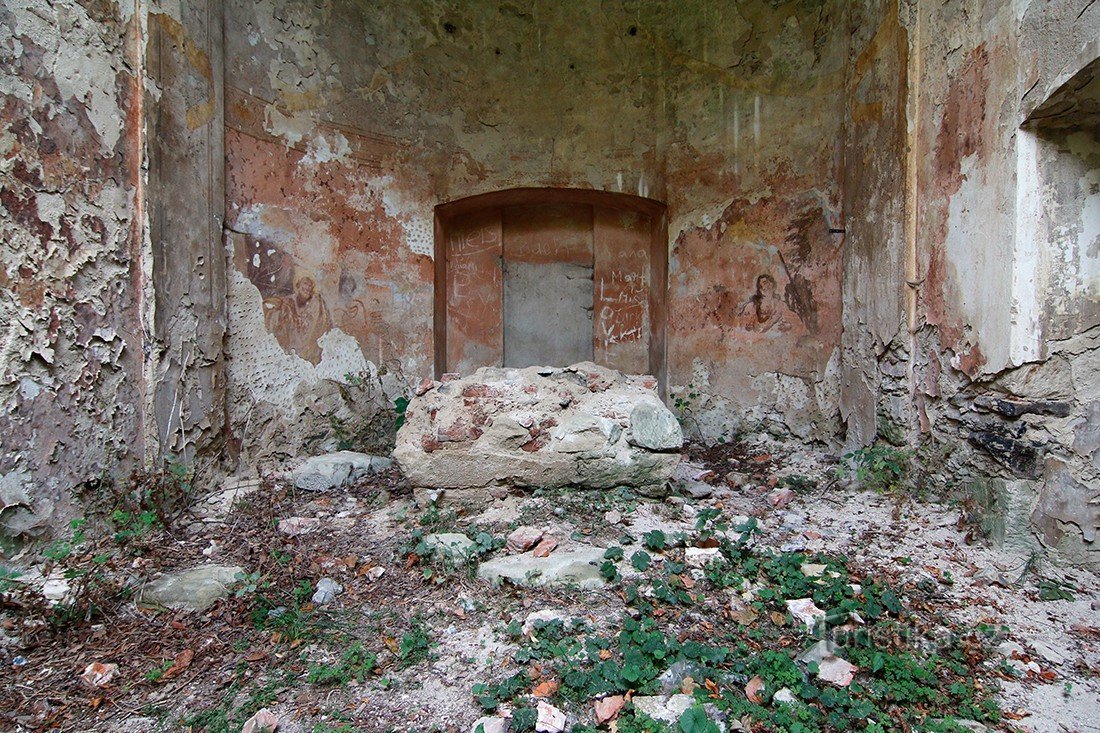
[669, 197, 735, 249]
[227, 271, 371, 413]
[264, 107, 314, 148]
[300, 130, 351, 165]
[373, 175, 433, 256]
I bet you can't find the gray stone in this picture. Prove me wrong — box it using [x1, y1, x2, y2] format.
[680, 480, 713, 499]
[628, 401, 683, 451]
[477, 547, 606, 589]
[631, 694, 695, 725]
[424, 532, 476, 560]
[312, 577, 343, 604]
[657, 660, 705, 694]
[471, 717, 508, 733]
[773, 688, 796, 704]
[288, 451, 392, 492]
[199, 477, 262, 520]
[139, 565, 243, 612]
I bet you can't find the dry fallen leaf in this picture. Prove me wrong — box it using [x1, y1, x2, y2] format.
[731, 607, 758, 625]
[162, 649, 194, 680]
[598, 649, 614, 660]
[242, 707, 279, 733]
[594, 694, 625, 723]
[532, 679, 559, 697]
[745, 675, 765, 704]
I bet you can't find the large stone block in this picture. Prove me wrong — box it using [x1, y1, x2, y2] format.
[394, 363, 681, 499]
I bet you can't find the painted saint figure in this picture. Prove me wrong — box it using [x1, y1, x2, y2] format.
[264, 274, 332, 364]
[739, 273, 790, 333]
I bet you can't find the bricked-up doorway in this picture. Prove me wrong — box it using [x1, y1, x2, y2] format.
[434, 189, 668, 388]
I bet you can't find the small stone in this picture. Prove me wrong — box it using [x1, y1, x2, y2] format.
[416, 378, 436, 396]
[773, 688, 796, 704]
[628, 401, 683, 450]
[800, 563, 827, 577]
[768, 488, 795, 508]
[631, 694, 695, 725]
[725, 471, 751, 489]
[424, 532, 475, 560]
[684, 547, 722, 568]
[604, 510, 622, 525]
[506, 526, 545, 553]
[680, 480, 713, 499]
[41, 574, 71, 604]
[287, 451, 391, 492]
[80, 662, 118, 688]
[799, 640, 857, 687]
[818, 655, 858, 686]
[471, 716, 508, 733]
[785, 598, 826, 631]
[535, 701, 566, 733]
[277, 516, 319, 537]
[522, 609, 572, 635]
[242, 708, 279, 733]
[594, 694, 625, 723]
[478, 547, 605, 589]
[312, 577, 343, 605]
[532, 537, 558, 558]
[657, 660, 703, 694]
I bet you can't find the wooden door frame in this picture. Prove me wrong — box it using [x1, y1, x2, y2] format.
[434, 187, 668, 391]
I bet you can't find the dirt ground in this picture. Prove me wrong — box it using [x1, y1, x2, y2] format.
[1, 438, 1097, 733]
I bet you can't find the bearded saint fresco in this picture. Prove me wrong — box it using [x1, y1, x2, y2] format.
[263, 274, 332, 364]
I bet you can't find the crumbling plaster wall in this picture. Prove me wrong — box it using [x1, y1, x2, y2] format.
[0, 1, 145, 546]
[222, 0, 854, 465]
[1, 0, 233, 546]
[839, 0, 1100, 564]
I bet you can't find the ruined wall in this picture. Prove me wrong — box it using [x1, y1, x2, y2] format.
[221, 0, 854, 464]
[0, 1, 145, 546]
[900, 0, 1100, 565]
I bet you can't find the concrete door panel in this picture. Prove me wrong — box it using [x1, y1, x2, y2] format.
[503, 260, 594, 368]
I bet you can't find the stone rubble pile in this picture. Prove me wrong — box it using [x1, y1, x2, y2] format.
[394, 363, 682, 503]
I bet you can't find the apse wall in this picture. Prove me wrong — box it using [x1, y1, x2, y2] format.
[221, 0, 853, 466]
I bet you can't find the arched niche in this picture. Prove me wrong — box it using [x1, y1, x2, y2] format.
[433, 188, 668, 388]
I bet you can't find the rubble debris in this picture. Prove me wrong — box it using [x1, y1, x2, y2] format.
[286, 451, 392, 492]
[535, 700, 567, 732]
[79, 662, 118, 688]
[394, 364, 681, 501]
[478, 547, 606, 589]
[138, 565, 243, 612]
[242, 708, 279, 733]
[631, 694, 695, 725]
[506, 526, 545, 553]
[311, 578, 343, 605]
